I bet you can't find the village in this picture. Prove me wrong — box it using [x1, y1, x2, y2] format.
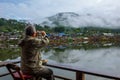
[0, 31, 120, 49]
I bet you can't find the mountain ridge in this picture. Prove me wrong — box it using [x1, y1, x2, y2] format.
[38, 12, 120, 29]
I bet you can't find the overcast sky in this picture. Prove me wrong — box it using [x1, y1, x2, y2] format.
[0, 0, 120, 27]
[0, 0, 120, 18]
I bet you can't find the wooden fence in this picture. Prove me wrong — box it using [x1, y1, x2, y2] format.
[0, 60, 120, 80]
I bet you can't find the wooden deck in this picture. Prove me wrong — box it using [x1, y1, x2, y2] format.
[0, 60, 120, 80]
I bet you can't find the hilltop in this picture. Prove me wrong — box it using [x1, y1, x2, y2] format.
[39, 12, 120, 29]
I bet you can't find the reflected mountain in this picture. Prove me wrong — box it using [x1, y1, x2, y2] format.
[0, 41, 120, 61]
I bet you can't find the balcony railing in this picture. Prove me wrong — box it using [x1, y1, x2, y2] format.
[0, 60, 120, 80]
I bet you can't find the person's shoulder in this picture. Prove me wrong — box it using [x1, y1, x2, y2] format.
[29, 37, 41, 43]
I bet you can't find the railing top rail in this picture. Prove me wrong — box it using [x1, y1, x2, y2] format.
[0, 60, 20, 67]
[47, 62, 120, 79]
[0, 60, 120, 79]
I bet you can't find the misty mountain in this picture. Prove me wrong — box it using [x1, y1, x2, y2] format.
[40, 12, 120, 28]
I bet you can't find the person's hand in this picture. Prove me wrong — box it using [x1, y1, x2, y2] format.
[41, 31, 46, 36]
[42, 59, 48, 65]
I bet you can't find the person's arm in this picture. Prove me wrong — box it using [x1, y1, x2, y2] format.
[34, 31, 49, 48]
[41, 36, 49, 45]
[32, 36, 49, 48]
[18, 39, 24, 47]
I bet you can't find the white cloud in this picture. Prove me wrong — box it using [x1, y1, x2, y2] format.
[0, 0, 106, 19]
[0, 0, 120, 28]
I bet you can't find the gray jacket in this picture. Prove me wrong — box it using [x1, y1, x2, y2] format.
[18, 36, 49, 74]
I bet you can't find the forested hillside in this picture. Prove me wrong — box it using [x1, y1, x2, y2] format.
[0, 18, 120, 35]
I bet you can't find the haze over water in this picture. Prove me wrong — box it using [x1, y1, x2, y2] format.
[41, 47, 120, 80]
[42, 47, 120, 73]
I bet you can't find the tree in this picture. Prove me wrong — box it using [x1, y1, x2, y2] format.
[53, 26, 65, 33]
[0, 18, 6, 26]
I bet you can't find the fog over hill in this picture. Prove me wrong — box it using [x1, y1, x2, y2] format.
[36, 12, 120, 29]
[1, 0, 120, 29]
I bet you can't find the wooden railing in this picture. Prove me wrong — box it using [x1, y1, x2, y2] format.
[0, 60, 120, 80]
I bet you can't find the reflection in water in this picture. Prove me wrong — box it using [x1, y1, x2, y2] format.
[43, 47, 120, 74]
[0, 42, 120, 80]
[42, 47, 120, 80]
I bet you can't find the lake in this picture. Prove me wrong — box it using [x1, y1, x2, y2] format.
[0, 42, 120, 80]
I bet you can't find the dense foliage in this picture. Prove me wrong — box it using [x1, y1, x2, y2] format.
[0, 18, 120, 35]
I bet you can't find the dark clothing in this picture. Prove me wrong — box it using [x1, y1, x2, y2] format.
[19, 36, 54, 80]
[33, 67, 54, 80]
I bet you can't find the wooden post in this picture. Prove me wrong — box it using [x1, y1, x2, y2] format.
[76, 71, 85, 80]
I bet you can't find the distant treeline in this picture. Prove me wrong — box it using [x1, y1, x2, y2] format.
[0, 18, 120, 34]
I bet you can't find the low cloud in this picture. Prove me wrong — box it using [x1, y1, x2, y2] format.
[0, 0, 120, 28]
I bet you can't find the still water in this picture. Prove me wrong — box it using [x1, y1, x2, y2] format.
[0, 43, 120, 80]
